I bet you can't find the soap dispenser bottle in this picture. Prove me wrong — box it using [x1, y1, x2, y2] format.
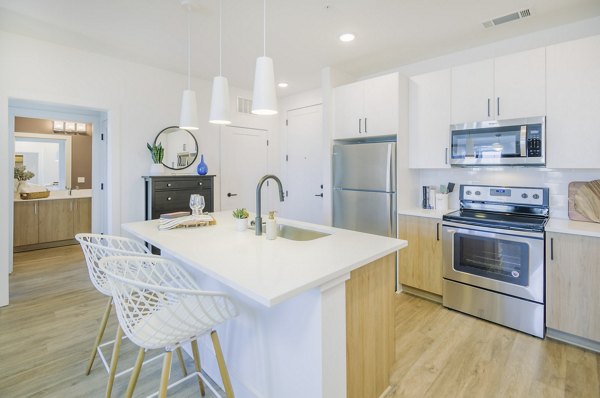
[266, 211, 277, 240]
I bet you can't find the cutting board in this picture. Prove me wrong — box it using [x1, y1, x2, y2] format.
[568, 180, 600, 223]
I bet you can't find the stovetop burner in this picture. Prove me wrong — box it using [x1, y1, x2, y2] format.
[443, 184, 549, 232]
[443, 209, 548, 232]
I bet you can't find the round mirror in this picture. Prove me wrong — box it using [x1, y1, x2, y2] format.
[154, 126, 198, 170]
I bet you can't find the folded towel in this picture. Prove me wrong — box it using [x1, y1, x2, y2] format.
[159, 214, 214, 230]
[19, 183, 49, 194]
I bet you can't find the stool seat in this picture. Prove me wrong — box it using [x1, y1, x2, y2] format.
[101, 255, 239, 398]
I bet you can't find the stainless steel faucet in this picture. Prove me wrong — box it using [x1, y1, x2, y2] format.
[255, 174, 285, 235]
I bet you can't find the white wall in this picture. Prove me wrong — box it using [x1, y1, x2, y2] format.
[0, 30, 279, 306]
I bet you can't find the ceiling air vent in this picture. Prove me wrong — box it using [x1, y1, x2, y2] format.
[237, 97, 253, 114]
[482, 8, 531, 28]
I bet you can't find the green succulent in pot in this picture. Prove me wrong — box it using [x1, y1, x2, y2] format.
[147, 142, 164, 164]
[232, 208, 249, 219]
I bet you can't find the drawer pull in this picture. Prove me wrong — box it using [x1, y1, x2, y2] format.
[198, 182, 203, 186]
[167, 183, 172, 187]
[167, 197, 172, 201]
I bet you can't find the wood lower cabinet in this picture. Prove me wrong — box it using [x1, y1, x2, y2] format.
[13, 197, 92, 251]
[13, 202, 39, 247]
[546, 232, 600, 342]
[38, 199, 74, 243]
[397, 215, 443, 295]
[74, 198, 92, 234]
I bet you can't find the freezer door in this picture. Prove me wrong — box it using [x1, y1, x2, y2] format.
[332, 190, 396, 237]
[333, 142, 396, 192]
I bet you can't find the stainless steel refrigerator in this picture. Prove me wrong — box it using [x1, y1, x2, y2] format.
[332, 141, 396, 237]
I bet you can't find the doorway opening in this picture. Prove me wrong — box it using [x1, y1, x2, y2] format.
[8, 99, 108, 278]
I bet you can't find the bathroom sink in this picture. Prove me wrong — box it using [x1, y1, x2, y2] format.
[276, 224, 330, 241]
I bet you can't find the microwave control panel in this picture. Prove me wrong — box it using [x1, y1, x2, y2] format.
[527, 127, 543, 158]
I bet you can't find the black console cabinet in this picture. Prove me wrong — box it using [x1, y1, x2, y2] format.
[143, 175, 215, 220]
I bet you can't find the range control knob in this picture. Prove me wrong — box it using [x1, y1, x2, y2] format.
[466, 190, 472, 196]
[521, 193, 528, 199]
[475, 191, 481, 196]
[533, 193, 540, 200]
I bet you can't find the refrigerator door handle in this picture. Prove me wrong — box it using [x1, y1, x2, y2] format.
[387, 194, 393, 237]
[386, 144, 392, 193]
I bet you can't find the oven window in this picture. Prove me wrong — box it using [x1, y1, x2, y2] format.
[453, 234, 529, 286]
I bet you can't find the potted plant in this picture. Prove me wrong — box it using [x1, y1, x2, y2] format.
[14, 166, 35, 192]
[232, 208, 249, 231]
[147, 142, 165, 175]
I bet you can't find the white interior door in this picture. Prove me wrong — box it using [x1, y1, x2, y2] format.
[220, 126, 268, 213]
[283, 105, 324, 224]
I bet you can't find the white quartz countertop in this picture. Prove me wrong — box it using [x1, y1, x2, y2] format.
[397, 207, 456, 220]
[14, 189, 92, 202]
[546, 218, 600, 238]
[122, 212, 407, 307]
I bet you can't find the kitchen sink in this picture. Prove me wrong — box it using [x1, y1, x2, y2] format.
[276, 224, 330, 241]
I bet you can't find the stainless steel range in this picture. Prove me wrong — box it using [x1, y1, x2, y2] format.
[442, 184, 549, 338]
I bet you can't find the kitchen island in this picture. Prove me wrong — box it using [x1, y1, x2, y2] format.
[123, 212, 407, 398]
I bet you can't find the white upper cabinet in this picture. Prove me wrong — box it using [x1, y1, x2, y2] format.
[334, 73, 399, 139]
[494, 48, 546, 120]
[451, 59, 494, 124]
[546, 35, 600, 169]
[409, 69, 452, 169]
[451, 48, 546, 124]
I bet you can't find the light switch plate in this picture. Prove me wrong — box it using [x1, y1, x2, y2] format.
[77, 177, 85, 183]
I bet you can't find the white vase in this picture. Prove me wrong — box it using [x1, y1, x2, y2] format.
[234, 218, 248, 232]
[150, 163, 164, 175]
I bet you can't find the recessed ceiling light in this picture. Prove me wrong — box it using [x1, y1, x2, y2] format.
[339, 33, 355, 42]
[278, 82, 289, 88]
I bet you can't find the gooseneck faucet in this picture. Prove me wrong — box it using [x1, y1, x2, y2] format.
[255, 174, 285, 235]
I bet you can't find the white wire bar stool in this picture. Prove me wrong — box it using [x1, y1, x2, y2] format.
[100, 255, 239, 398]
[75, 233, 189, 395]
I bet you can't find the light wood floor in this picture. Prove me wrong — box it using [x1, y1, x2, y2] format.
[2, 246, 599, 397]
[388, 293, 600, 398]
[1, 245, 220, 398]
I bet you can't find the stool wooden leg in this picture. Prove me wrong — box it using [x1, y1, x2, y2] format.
[211, 331, 235, 398]
[86, 297, 112, 375]
[191, 340, 206, 396]
[175, 347, 188, 377]
[159, 350, 173, 398]
[125, 347, 145, 398]
[105, 325, 123, 398]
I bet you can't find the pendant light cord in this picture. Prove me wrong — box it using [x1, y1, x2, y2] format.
[187, 7, 191, 89]
[263, 0, 266, 56]
[219, 0, 222, 75]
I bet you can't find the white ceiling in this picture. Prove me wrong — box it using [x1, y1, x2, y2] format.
[1, 0, 599, 95]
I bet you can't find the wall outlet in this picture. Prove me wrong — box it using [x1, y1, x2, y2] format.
[77, 177, 85, 183]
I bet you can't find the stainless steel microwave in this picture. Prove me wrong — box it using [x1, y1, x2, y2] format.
[450, 116, 545, 166]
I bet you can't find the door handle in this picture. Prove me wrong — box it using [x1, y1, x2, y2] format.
[497, 97, 500, 116]
[437, 223, 440, 241]
[364, 117, 367, 133]
[487, 98, 491, 117]
[314, 193, 323, 197]
[358, 118, 362, 134]
[227, 193, 238, 197]
[550, 237, 554, 260]
[445, 148, 448, 165]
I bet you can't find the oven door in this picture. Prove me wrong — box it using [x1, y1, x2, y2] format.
[442, 221, 544, 303]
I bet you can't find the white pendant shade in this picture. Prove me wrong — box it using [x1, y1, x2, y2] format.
[209, 76, 231, 125]
[179, 89, 199, 130]
[251, 56, 278, 115]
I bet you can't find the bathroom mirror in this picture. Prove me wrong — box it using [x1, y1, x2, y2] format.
[154, 126, 198, 170]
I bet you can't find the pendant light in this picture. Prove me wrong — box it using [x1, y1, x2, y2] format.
[209, 0, 231, 124]
[251, 0, 277, 115]
[179, 1, 199, 130]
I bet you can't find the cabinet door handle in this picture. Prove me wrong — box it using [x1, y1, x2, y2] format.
[167, 183, 172, 187]
[364, 117, 367, 133]
[487, 98, 491, 117]
[34, 202, 37, 215]
[436, 222, 440, 241]
[70, 201, 73, 211]
[198, 182, 203, 186]
[167, 197, 172, 201]
[358, 118, 362, 134]
[497, 97, 500, 117]
[445, 148, 448, 165]
[550, 237, 554, 260]
[314, 193, 323, 197]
